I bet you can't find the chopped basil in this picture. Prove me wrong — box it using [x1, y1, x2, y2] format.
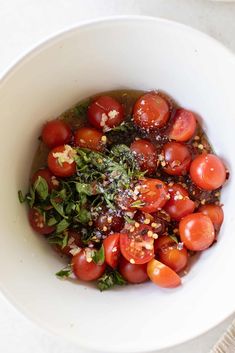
[169, 235, 179, 244]
[124, 215, 135, 224]
[34, 176, 48, 200]
[56, 264, 72, 278]
[92, 244, 105, 265]
[56, 219, 70, 234]
[47, 217, 58, 226]
[75, 182, 93, 196]
[97, 270, 126, 291]
[131, 200, 145, 208]
[50, 196, 68, 219]
[18, 190, 25, 203]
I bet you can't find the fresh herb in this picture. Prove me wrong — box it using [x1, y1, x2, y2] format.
[75, 101, 90, 117]
[18, 190, 25, 203]
[124, 215, 135, 224]
[48, 231, 69, 248]
[169, 234, 179, 243]
[56, 264, 72, 278]
[34, 176, 48, 200]
[131, 200, 145, 208]
[75, 182, 94, 196]
[92, 244, 105, 265]
[47, 217, 58, 226]
[97, 269, 126, 291]
[56, 219, 70, 234]
[108, 120, 134, 133]
[50, 195, 68, 219]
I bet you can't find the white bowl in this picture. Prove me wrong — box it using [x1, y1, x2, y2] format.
[0, 16, 235, 353]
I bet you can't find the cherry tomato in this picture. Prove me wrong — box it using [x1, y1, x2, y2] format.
[147, 259, 181, 288]
[179, 213, 215, 251]
[198, 204, 224, 231]
[164, 183, 195, 221]
[42, 119, 72, 148]
[31, 168, 59, 192]
[134, 211, 166, 235]
[162, 142, 191, 176]
[119, 256, 148, 284]
[95, 211, 124, 233]
[168, 109, 197, 142]
[190, 154, 226, 190]
[138, 178, 168, 213]
[28, 208, 55, 235]
[72, 249, 106, 281]
[47, 145, 76, 177]
[88, 96, 124, 130]
[154, 235, 188, 273]
[103, 233, 120, 268]
[133, 92, 170, 130]
[130, 139, 158, 174]
[54, 229, 83, 256]
[120, 225, 154, 264]
[74, 127, 105, 151]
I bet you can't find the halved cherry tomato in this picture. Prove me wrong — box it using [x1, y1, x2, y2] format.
[134, 211, 166, 235]
[179, 213, 215, 251]
[95, 210, 124, 233]
[47, 145, 76, 177]
[28, 207, 55, 235]
[31, 168, 59, 192]
[54, 229, 83, 256]
[154, 235, 188, 273]
[119, 256, 148, 284]
[147, 259, 181, 288]
[130, 139, 158, 174]
[164, 183, 195, 221]
[190, 154, 226, 190]
[42, 119, 72, 148]
[120, 225, 154, 264]
[168, 109, 197, 142]
[72, 249, 106, 281]
[74, 127, 105, 151]
[103, 233, 120, 268]
[198, 204, 224, 231]
[133, 92, 170, 130]
[88, 96, 124, 130]
[138, 178, 168, 213]
[162, 142, 191, 175]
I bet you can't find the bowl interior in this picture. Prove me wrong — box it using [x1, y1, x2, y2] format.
[0, 17, 235, 353]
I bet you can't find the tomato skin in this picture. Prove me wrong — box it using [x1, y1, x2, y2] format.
[130, 139, 158, 174]
[164, 183, 195, 221]
[133, 92, 170, 130]
[31, 168, 59, 192]
[119, 256, 148, 284]
[94, 211, 124, 233]
[190, 154, 226, 190]
[54, 229, 83, 256]
[162, 142, 191, 176]
[47, 145, 76, 177]
[134, 211, 166, 235]
[139, 178, 168, 213]
[103, 233, 120, 269]
[88, 96, 124, 130]
[120, 225, 154, 265]
[28, 208, 55, 235]
[42, 119, 72, 148]
[72, 250, 106, 281]
[179, 213, 215, 251]
[198, 204, 224, 231]
[74, 127, 105, 151]
[154, 235, 188, 273]
[147, 259, 181, 288]
[169, 109, 197, 142]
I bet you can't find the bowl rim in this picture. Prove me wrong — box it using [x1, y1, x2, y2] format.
[1, 14, 235, 353]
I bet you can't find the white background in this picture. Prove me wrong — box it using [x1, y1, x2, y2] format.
[0, 1, 235, 352]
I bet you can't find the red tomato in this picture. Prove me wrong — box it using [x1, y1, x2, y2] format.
[154, 235, 188, 273]
[164, 183, 195, 221]
[147, 259, 181, 288]
[42, 119, 72, 148]
[138, 178, 168, 213]
[130, 139, 158, 174]
[162, 142, 192, 176]
[47, 145, 76, 177]
[190, 154, 226, 190]
[72, 250, 106, 281]
[168, 109, 197, 142]
[134, 211, 166, 235]
[95, 211, 124, 233]
[119, 256, 148, 284]
[103, 233, 120, 269]
[133, 92, 170, 130]
[74, 127, 105, 151]
[54, 229, 83, 256]
[88, 96, 124, 130]
[31, 168, 59, 192]
[198, 204, 224, 231]
[28, 208, 55, 235]
[120, 225, 154, 264]
[179, 213, 215, 251]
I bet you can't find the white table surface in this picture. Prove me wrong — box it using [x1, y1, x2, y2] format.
[1, 1, 235, 352]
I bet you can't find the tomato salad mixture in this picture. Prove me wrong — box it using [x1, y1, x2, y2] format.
[19, 90, 228, 290]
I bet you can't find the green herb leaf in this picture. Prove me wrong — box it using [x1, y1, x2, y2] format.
[108, 121, 134, 133]
[34, 176, 48, 200]
[76, 182, 93, 196]
[61, 232, 69, 249]
[130, 200, 145, 208]
[18, 190, 25, 203]
[97, 270, 126, 291]
[169, 235, 179, 244]
[26, 186, 35, 208]
[56, 219, 70, 234]
[50, 197, 68, 219]
[124, 215, 135, 224]
[56, 264, 72, 278]
[47, 217, 58, 226]
[75, 101, 90, 117]
[76, 208, 91, 224]
[92, 244, 105, 265]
